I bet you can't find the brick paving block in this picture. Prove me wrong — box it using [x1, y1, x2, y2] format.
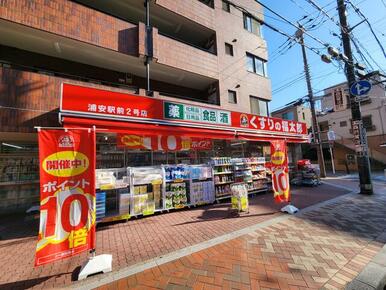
[259, 280, 280, 289]
[328, 278, 346, 289]
[5, 181, 386, 289]
[169, 276, 188, 286]
[196, 275, 214, 284]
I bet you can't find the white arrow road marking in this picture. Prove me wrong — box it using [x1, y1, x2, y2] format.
[250, 116, 257, 128]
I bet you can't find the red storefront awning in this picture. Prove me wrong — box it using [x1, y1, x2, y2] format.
[63, 116, 308, 143]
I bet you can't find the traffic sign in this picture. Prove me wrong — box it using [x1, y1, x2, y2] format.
[350, 80, 372, 96]
[327, 130, 336, 141]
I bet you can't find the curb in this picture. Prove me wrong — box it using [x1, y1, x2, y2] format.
[67, 183, 355, 290]
[345, 232, 386, 290]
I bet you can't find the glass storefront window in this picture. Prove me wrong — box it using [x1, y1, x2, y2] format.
[0, 142, 39, 183]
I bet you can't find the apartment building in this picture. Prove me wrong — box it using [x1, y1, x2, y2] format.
[318, 73, 386, 171]
[271, 104, 312, 165]
[272, 105, 312, 129]
[0, 0, 285, 213]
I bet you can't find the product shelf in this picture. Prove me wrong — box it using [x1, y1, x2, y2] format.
[215, 181, 234, 185]
[248, 187, 268, 193]
[213, 164, 232, 167]
[216, 194, 231, 200]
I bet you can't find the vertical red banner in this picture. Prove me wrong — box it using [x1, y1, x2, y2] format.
[270, 140, 291, 203]
[35, 129, 96, 266]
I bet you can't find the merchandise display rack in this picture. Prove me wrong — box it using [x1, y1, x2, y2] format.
[95, 168, 130, 223]
[130, 166, 164, 217]
[247, 157, 269, 193]
[212, 157, 269, 201]
[162, 164, 190, 210]
[95, 157, 269, 222]
[189, 164, 215, 206]
[212, 157, 233, 199]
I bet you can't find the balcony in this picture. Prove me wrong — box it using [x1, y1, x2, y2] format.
[155, 33, 218, 79]
[74, 0, 216, 52]
[0, 0, 219, 104]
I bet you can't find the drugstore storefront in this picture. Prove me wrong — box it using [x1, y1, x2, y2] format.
[56, 83, 309, 222]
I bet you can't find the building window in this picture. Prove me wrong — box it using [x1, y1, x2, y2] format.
[198, 0, 214, 8]
[246, 53, 267, 76]
[243, 13, 261, 36]
[319, 121, 329, 132]
[250, 96, 268, 116]
[282, 111, 295, 121]
[302, 112, 305, 120]
[228, 90, 237, 104]
[340, 120, 347, 127]
[222, 0, 230, 12]
[225, 43, 234, 56]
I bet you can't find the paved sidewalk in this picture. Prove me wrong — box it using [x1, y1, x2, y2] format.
[0, 183, 348, 289]
[91, 179, 386, 290]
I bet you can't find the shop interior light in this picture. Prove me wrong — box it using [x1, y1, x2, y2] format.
[1, 142, 24, 149]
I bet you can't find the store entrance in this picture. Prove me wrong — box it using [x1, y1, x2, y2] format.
[95, 132, 272, 223]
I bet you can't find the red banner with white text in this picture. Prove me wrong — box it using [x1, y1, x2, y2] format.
[35, 129, 96, 266]
[270, 140, 290, 203]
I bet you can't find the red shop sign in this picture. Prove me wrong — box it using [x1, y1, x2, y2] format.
[61, 83, 308, 137]
[231, 112, 307, 135]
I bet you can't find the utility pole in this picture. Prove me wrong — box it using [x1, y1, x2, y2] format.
[337, 0, 373, 194]
[297, 26, 327, 178]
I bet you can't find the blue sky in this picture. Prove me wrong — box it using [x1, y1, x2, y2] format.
[259, 0, 386, 111]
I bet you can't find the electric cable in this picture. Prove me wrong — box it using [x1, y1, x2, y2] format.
[348, 0, 386, 58]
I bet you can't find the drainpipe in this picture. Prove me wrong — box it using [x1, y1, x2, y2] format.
[145, 0, 153, 96]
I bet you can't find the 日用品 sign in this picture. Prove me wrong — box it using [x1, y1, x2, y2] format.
[164, 102, 231, 126]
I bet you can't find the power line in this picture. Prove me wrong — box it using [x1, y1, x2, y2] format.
[223, 0, 328, 58]
[348, 0, 386, 58]
[302, 0, 343, 28]
[253, 0, 330, 47]
[298, 0, 385, 73]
